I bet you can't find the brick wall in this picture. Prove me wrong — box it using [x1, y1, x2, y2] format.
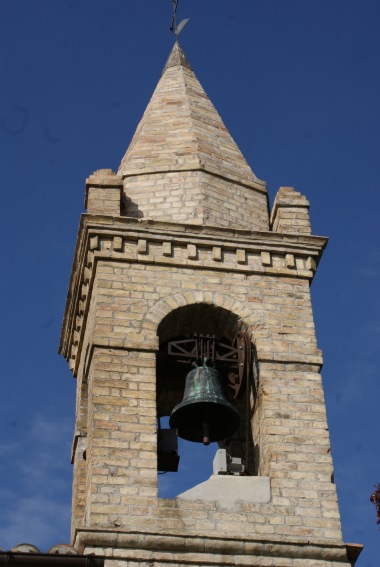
[61, 216, 345, 556]
[58, 40, 357, 566]
[121, 170, 269, 231]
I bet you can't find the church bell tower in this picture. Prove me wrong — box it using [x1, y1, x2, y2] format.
[59, 43, 361, 566]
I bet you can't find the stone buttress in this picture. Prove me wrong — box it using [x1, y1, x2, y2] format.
[60, 43, 362, 567]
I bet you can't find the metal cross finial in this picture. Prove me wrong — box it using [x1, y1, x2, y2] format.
[169, 0, 179, 34]
[169, 0, 189, 39]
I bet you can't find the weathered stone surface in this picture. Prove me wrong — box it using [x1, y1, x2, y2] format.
[85, 169, 123, 215]
[118, 43, 268, 231]
[177, 475, 271, 509]
[59, 41, 360, 567]
[271, 187, 312, 235]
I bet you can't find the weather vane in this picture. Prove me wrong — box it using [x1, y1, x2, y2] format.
[169, 0, 189, 39]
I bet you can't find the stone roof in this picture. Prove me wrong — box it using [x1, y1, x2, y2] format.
[118, 42, 264, 190]
[0, 544, 104, 566]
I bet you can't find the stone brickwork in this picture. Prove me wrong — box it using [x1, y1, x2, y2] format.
[271, 186, 312, 235]
[59, 42, 360, 567]
[60, 216, 351, 563]
[122, 171, 269, 230]
[118, 43, 268, 231]
[85, 169, 123, 216]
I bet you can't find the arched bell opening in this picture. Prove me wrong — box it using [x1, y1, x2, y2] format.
[156, 303, 258, 496]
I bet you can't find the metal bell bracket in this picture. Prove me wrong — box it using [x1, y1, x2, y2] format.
[166, 332, 252, 399]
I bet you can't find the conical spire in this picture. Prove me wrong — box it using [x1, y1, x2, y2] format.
[162, 41, 192, 71]
[118, 43, 269, 230]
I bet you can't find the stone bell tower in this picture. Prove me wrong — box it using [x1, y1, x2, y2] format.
[59, 43, 361, 566]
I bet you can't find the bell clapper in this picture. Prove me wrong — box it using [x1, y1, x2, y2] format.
[202, 421, 210, 446]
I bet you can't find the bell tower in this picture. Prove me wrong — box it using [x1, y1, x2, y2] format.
[59, 43, 361, 566]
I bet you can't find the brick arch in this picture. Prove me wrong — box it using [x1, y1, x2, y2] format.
[142, 291, 266, 349]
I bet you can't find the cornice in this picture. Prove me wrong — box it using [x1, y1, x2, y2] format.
[74, 528, 359, 565]
[80, 214, 328, 250]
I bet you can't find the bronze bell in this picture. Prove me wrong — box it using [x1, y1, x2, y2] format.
[169, 361, 240, 445]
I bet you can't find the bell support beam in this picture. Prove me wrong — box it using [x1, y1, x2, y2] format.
[167, 335, 240, 365]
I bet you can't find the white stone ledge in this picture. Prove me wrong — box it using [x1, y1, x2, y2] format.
[177, 475, 271, 511]
[74, 529, 355, 564]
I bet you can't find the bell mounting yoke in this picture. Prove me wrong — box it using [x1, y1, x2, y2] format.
[166, 332, 251, 399]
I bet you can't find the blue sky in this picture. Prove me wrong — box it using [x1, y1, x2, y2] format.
[0, 1, 379, 564]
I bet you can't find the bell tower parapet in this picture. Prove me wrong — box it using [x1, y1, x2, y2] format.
[270, 186, 312, 235]
[85, 169, 123, 215]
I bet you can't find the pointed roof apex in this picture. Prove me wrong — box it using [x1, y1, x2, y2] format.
[119, 41, 266, 190]
[117, 42, 268, 230]
[163, 41, 191, 73]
